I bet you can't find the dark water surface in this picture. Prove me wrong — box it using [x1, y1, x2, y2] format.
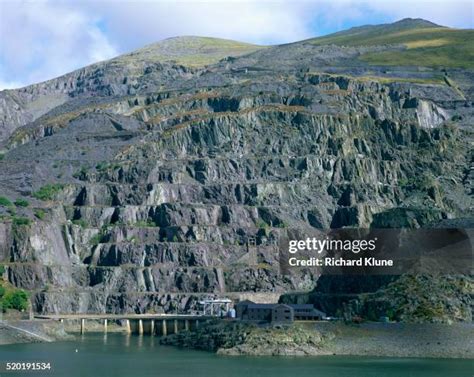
[0, 334, 472, 377]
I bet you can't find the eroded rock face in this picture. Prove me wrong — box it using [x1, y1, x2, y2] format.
[346, 275, 474, 323]
[160, 320, 332, 356]
[0, 37, 472, 315]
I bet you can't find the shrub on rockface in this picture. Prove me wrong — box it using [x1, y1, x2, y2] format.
[34, 209, 46, 220]
[12, 216, 31, 226]
[32, 184, 64, 201]
[350, 274, 473, 323]
[14, 198, 29, 207]
[0, 196, 12, 207]
[0, 288, 29, 312]
[72, 219, 88, 228]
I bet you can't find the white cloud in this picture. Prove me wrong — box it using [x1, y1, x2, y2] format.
[88, 1, 315, 49]
[0, 78, 24, 90]
[0, 0, 118, 89]
[71, 0, 474, 57]
[358, 0, 473, 28]
[0, 0, 472, 89]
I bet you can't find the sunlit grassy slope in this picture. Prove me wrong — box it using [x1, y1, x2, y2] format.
[309, 18, 474, 69]
[117, 36, 265, 67]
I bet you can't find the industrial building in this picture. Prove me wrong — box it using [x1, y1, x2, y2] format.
[235, 301, 326, 323]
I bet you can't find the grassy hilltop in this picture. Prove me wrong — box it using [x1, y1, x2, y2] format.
[309, 18, 474, 69]
[115, 36, 265, 67]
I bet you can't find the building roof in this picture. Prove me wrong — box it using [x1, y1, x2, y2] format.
[247, 303, 292, 310]
[235, 300, 255, 306]
[247, 303, 275, 309]
[288, 304, 314, 310]
[294, 311, 326, 316]
[236, 301, 324, 315]
[198, 298, 232, 305]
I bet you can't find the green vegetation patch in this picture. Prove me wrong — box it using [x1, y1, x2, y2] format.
[73, 166, 89, 180]
[310, 24, 474, 69]
[72, 219, 88, 228]
[0, 196, 13, 207]
[89, 233, 103, 245]
[134, 219, 158, 227]
[12, 216, 31, 226]
[360, 32, 474, 69]
[34, 209, 46, 220]
[363, 28, 474, 69]
[0, 273, 30, 313]
[33, 184, 65, 201]
[357, 275, 473, 323]
[0, 287, 29, 312]
[14, 198, 29, 207]
[89, 225, 111, 245]
[120, 36, 266, 68]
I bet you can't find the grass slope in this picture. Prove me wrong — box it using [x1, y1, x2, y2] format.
[118, 36, 265, 67]
[310, 18, 474, 69]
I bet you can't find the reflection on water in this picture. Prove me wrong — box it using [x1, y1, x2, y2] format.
[0, 334, 472, 377]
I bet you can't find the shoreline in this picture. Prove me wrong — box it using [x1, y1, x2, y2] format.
[160, 320, 474, 359]
[2, 319, 473, 360]
[0, 319, 73, 345]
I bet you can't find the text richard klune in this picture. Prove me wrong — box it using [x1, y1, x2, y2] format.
[287, 237, 394, 267]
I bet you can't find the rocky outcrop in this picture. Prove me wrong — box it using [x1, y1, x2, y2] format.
[0, 320, 72, 345]
[346, 274, 473, 323]
[0, 29, 472, 316]
[160, 320, 333, 356]
[160, 320, 474, 358]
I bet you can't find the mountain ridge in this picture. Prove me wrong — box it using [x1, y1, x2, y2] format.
[324, 17, 444, 38]
[0, 17, 472, 318]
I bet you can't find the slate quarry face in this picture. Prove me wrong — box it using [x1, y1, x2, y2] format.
[0, 35, 472, 315]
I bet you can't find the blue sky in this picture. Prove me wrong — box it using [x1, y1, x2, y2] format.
[0, 0, 473, 89]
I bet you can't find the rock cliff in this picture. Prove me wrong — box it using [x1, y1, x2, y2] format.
[0, 21, 472, 317]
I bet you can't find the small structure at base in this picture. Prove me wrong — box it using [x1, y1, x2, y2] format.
[227, 308, 236, 318]
[291, 304, 326, 321]
[235, 300, 325, 323]
[246, 303, 294, 323]
[198, 298, 233, 316]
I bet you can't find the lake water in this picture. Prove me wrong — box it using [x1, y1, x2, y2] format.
[0, 334, 472, 377]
